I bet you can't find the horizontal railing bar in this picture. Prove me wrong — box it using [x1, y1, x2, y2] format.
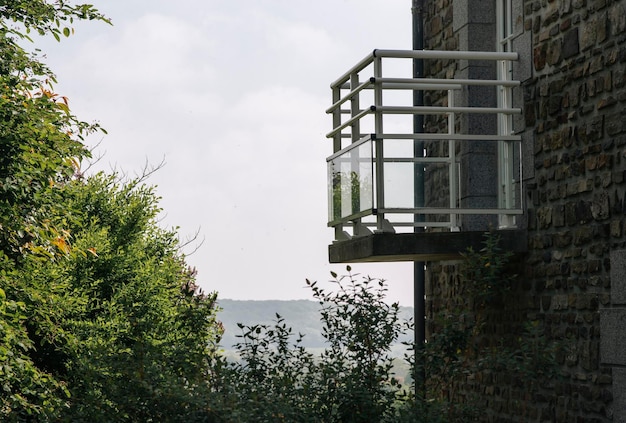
[375, 222, 453, 228]
[330, 156, 453, 164]
[339, 78, 519, 89]
[336, 133, 521, 141]
[326, 77, 520, 113]
[361, 221, 453, 228]
[337, 107, 524, 118]
[326, 134, 374, 161]
[326, 107, 374, 138]
[378, 82, 462, 90]
[374, 105, 522, 115]
[339, 79, 463, 91]
[330, 52, 378, 89]
[330, 49, 519, 89]
[378, 133, 521, 141]
[328, 207, 524, 227]
[373, 49, 519, 61]
[326, 79, 374, 114]
[334, 218, 455, 229]
[376, 77, 519, 87]
[331, 107, 524, 118]
[327, 209, 375, 228]
[378, 207, 524, 215]
[382, 157, 454, 163]
[336, 221, 455, 229]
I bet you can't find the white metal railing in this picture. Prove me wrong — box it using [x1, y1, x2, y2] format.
[326, 49, 523, 240]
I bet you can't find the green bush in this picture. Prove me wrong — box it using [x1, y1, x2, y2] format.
[208, 270, 413, 423]
[208, 235, 560, 423]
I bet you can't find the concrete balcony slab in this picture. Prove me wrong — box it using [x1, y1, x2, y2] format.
[328, 230, 527, 263]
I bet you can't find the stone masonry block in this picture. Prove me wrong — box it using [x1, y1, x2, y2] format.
[563, 28, 579, 59]
[513, 30, 533, 83]
[610, 250, 626, 304]
[610, 3, 626, 36]
[453, 0, 469, 33]
[600, 309, 626, 365]
[612, 367, 626, 423]
[580, 15, 599, 51]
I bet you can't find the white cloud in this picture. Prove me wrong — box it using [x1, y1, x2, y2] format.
[39, 0, 416, 304]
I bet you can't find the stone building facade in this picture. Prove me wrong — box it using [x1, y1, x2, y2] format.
[422, 0, 626, 421]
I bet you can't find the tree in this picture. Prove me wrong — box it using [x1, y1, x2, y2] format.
[308, 270, 405, 422]
[0, 1, 107, 261]
[43, 175, 221, 422]
[0, 3, 223, 421]
[0, 277, 70, 421]
[0, 3, 107, 420]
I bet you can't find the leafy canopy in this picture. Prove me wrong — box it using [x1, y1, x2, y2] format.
[0, 3, 222, 422]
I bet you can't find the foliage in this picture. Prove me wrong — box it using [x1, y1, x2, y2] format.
[0, 3, 223, 422]
[0, 2, 106, 420]
[65, 176, 222, 421]
[420, 232, 559, 422]
[208, 270, 414, 423]
[1, 173, 224, 422]
[205, 233, 558, 423]
[310, 270, 404, 422]
[462, 231, 515, 308]
[0, 0, 108, 262]
[209, 316, 318, 422]
[0, 274, 69, 422]
[217, 299, 415, 350]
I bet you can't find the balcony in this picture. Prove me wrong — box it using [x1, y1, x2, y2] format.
[326, 49, 527, 262]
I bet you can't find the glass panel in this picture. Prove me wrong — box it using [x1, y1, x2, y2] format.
[327, 140, 373, 223]
[383, 162, 415, 208]
[382, 139, 453, 210]
[383, 138, 415, 158]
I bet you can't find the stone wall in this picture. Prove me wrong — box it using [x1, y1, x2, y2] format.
[423, 0, 503, 230]
[422, 0, 457, 226]
[423, 0, 626, 421]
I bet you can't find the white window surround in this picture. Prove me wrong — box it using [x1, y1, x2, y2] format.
[497, 0, 518, 228]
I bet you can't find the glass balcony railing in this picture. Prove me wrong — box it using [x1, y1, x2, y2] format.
[326, 49, 523, 240]
[327, 137, 374, 225]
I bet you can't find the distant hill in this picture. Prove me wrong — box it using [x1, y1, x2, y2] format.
[217, 299, 414, 350]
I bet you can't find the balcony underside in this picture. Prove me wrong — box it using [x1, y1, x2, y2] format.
[328, 230, 527, 263]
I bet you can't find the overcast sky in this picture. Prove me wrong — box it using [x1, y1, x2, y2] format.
[37, 0, 418, 304]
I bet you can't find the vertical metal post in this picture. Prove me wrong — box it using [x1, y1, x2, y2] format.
[350, 73, 361, 218]
[448, 89, 458, 230]
[350, 72, 361, 144]
[497, 0, 516, 229]
[332, 85, 344, 239]
[373, 57, 386, 232]
[412, 0, 426, 399]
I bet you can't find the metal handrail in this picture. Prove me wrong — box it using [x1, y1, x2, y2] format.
[325, 79, 374, 114]
[326, 105, 522, 139]
[330, 49, 518, 88]
[326, 49, 523, 237]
